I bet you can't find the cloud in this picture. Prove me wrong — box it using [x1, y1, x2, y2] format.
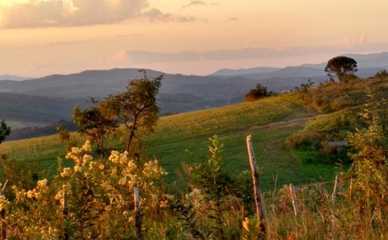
[142, 8, 196, 23]
[0, 0, 195, 28]
[226, 17, 239, 22]
[182, 1, 207, 8]
[182, 1, 218, 9]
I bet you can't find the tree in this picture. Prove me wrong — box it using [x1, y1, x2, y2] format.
[73, 102, 117, 154]
[107, 71, 162, 152]
[245, 84, 271, 101]
[0, 121, 11, 144]
[325, 56, 358, 82]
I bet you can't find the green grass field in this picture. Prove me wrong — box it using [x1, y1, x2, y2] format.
[0, 94, 338, 190]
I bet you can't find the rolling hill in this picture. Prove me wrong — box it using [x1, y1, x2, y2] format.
[0, 68, 310, 132]
[2, 71, 387, 190]
[1, 52, 388, 135]
[0, 93, 337, 189]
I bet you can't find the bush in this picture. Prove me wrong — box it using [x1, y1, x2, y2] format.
[286, 130, 323, 149]
[245, 84, 272, 101]
[0, 121, 10, 144]
[0, 128, 386, 239]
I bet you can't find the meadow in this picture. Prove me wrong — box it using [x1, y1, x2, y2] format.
[0, 94, 337, 190]
[0, 76, 387, 239]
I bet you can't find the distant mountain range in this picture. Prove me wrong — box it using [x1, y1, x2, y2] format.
[212, 67, 280, 77]
[0, 75, 29, 81]
[211, 52, 388, 78]
[1, 51, 388, 139]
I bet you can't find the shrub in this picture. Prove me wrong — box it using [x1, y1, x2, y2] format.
[0, 121, 10, 144]
[245, 84, 272, 101]
[0, 130, 387, 239]
[286, 130, 323, 149]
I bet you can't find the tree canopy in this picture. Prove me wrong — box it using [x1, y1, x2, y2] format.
[73, 102, 117, 153]
[245, 84, 271, 101]
[107, 72, 163, 152]
[325, 56, 358, 82]
[0, 121, 11, 144]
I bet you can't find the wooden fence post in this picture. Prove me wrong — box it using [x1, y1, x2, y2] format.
[348, 177, 353, 199]
[288, 184, 297, 217]
[246, 135, 266, 240]
[0, 209, 5, 240]
[134, 187, 143, 240]
[331, 175, 338, 203]
[63, 185, 69, 240]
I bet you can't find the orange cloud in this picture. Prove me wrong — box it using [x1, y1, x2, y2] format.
[0, 0, 195, 28]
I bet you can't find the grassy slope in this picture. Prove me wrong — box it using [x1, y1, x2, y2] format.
[0, 94, 337, 190]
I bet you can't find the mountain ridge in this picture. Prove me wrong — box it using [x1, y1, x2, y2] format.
[1, 51, 388, 132]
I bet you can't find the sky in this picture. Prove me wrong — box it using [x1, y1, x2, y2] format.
[0, 0, 388, 77]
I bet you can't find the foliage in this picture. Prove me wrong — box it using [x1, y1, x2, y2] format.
[245, 84, 272, 101]
[347, 110, 388, 220]
[373, 70, 388, 80]
[2, 141, 169, 239]
[325, 56, 358, 82]
[300, 78, 370, 113]
[0, 121, 11, 144]
[0, 123, 386, 239]
[105, 72, 162, 153]
[1, 94, 337, 189]
[291, 73, 388, 164]
[73, 101, 117, 154]
[1, 58, 388, 239]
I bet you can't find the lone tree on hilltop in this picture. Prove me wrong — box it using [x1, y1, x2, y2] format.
[0, 120, 11, 144]
[107, 71, 163, 152]
[325, 56, 358, 82]
[245, 83, 271, 101]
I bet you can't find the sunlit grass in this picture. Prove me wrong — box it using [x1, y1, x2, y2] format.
[0, 93, 337, 189]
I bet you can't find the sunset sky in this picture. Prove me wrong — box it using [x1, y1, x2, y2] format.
[0, 0, 388, 77]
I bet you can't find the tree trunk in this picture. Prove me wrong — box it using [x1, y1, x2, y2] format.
[126, 127, 136, 153]
[246, 135, 266, 240]
[126, 110, 143, 153]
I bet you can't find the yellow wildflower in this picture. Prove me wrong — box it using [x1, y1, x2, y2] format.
[81, 140, 92, 152]
[74, 165, 82, 173]
[0, 195, 9, 211]
[60, 168, 73, 178]
[82, 154, 93, 164]
[26, 190, 35, 199]
[109, 151, 120, 164]
[37, 179, 48, 189]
